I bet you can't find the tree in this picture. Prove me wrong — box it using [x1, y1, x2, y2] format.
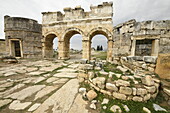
[101, 45, 103, 51]
[97, 45, 99, 51]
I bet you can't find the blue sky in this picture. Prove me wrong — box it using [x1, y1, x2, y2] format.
[0, 0, 170, 50]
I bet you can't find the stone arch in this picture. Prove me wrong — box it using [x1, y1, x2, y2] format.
[61, 27, 85, 41]
[59, 27, 84, 59]
[42, 33, 59, 58]
[88, 27, 113, 40]
[87, 27, 113, 61]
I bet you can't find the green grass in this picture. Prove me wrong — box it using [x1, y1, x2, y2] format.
[92, 51, 107, 60]
[95, 91, 169, 113]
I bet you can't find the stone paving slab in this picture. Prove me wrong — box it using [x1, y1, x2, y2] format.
[34, 85, 60, 101]
[0, 82, 13, 88]
[4, 72, 17, 77]
[53, 78, 69, 84]
[68, 94, 89, 113]
[57, 68, 78, 73]
[0, 99, 12, 108]
[53, 73, 78, 78]
[33, 79, 79, 113]
[28, 103, 41, 112]
[9, 100, 32, 110]
[27, 71, 46, 76]
[6, 85, 45, 101]
[0, 84, 25, 97]
[46, 77, 59, 83]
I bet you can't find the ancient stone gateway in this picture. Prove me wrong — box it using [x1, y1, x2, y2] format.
[42, 2, 114, 61]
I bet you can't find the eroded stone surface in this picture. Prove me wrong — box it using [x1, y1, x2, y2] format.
[7, 85, 45, 100]
[68, 94, 88, 113]
[9, 100, 32, 110]
[33, 79, 79, 113]
[34, 85, 60, 101]
[0, 99, 12, 108]
[28, 103, 41, 112]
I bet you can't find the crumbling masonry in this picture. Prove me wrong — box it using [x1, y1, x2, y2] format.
[2, 2, 170, 61]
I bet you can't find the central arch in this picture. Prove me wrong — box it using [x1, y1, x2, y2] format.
[60, 28, 84, 59]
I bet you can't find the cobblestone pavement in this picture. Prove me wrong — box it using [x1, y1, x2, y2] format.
[0, 60, 88, 113]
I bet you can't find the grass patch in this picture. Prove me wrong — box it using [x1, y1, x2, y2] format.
[92, 51, 107, 60]
[95, 91, 168, 113]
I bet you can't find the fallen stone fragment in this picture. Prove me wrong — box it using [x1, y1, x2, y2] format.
[86, 90, 97, 101]
[143, 107, 151, 113]
[110, 105, 122, 113]
[101, 98, 109, 105]
[90, 103, 96, 109]
[153, 104, 167, 112]
[123, 105, 130, 112]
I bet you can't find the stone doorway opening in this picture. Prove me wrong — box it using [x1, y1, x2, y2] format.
[135, 39, 153, 56]
[11, 40, 21, 57]
[91, 34, 108, 60]
[9, 39, 22, 58]
[43, 34, 58, 58]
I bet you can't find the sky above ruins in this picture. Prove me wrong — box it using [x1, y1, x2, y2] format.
[0, 0, 170, 50]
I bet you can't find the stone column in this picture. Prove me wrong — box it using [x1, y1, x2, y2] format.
[107, 39, 113, 61]
[58, 40, 66, 59]
[82, 39, 91, 61]
[42, 38, 45, 58]
[131, 39, 136, 56]
[151, 39, 159, 56]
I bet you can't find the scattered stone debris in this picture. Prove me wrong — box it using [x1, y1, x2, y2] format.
[86, 90, 98, 101]
[143, 107, 151, 113]
[110, 105, 122, 113]
[153, 104, 167, 112]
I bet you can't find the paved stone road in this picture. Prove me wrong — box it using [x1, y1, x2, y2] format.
[0, 60, 89, 113]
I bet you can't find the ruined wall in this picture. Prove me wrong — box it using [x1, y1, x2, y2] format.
[0, 39, 6, 56]
[42, 2, 114, 61]
[4, 15, 42, 58]
[113, 19, 170, 58]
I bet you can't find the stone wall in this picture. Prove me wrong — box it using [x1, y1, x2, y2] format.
[155, 54, 170, 79]
[42, 2, 114, 61]
[4, 15, 42, 58]
[0, 39, 6, 56]
[113, 19, 170, 58]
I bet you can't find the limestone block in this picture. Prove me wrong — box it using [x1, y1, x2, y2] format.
[112, 92, 127, 100]
[92, 77, 106, 89]
[155, 54, 170, 79]
[119, 87, 132, 95]
[110, 105, 122, 113]
[106, 83, 118, 91]
[115, 80, 130, 87]
[144, 94, 151, 101]
[132, 96, 143, 102]
[137, 88, 147, 96]
[144, 86, 156, 93]
[86, 90, 98, 101]
[141, 75, 155, 86]
[143, 56, 157, 64]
